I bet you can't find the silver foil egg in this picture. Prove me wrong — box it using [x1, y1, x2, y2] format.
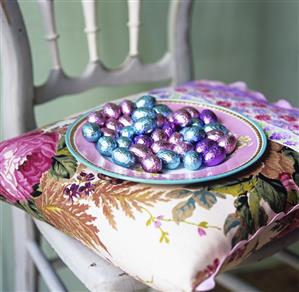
[132, 107, 157, 122]
[157, 150, 181, 170]
[120, 126, 136, 139]
[111, 147, 136, 168]
[182, 126, 206, 143]
[135, 95, 156, 108]
[141, 154, 162, 173]
[217, 134, 237, 154]
[191, 118, 204, 128]
[153, 104, 172, 117]
[134, 117, 156, 134]
[116, 137, 132, 148]
[204, 123, 228, 134]
[82, 122, 102, 142]
[96, 136, 117, 156]
[183, 150, 203, 170]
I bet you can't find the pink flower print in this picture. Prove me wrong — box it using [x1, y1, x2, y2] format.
[279, 115, 297, 122]
[154, 215, 164, 228]
[197, 227, 207, 237]
[216, 101, 232, 108]
[255, 114, 272, 121]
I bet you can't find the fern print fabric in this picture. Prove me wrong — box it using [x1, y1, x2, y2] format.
[0, 80, 298, 291]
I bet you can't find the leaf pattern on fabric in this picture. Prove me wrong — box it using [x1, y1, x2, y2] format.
[49, 136, 78, 180]
[34, 174, 107, 252]
[223, 214, 241, 235]
[172, 198, 196, 224]
[92, 179, 169, 229]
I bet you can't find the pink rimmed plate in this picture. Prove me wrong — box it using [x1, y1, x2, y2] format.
[66, 99, 267, 184]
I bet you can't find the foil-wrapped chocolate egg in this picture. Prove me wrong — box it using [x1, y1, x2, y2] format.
[111, 147, 136, 168]
[82, 123, 102, 142]
[151, 129, 168, 142]
[120, 126, 135, 139]
[191, 118, 204, 128]
[136, 95, 156, 108]
[134, 117, 156, 134]
[218, 134, 237, 154]
[182, 106, 200, 118]
[130, 144, 152, 160]
[116, 137, 132, 148]
[203, 145, 226, 166]
[173, 141, 194, 156]
[206, 130, 225, 142]
[96, 136, 117, 156]
[168, 132, 184, 144]
[105, 118, 123, 132]
[151, 141, 173, 154]
[173, 109, 192, 127]
[101, 127, 116, 137]
[154, 104, 172, 117]
[157, 150, 181, 170]
[141, 154, 162, 173]
[120, 100, 135, 116]
[133, 135, 153, 147]
[195, 138, 217, 154]
[131, 107, 156, 122]
[103, 103, 121, 119]
[200, 109, 218, 125]
[162, 121, 176, 137]
[182, 126, 206, 143]
[183, 151, 203, 170]
[87, 112, 105, 127]
[156, 114, 167, 128]
[118, 115, 132, 127]
[204, 123, 228, 134]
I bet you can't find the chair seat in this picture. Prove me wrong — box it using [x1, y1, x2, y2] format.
[1, 80, 298, 291]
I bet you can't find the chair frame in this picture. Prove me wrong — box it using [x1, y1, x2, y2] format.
[1, 1, 298, 291]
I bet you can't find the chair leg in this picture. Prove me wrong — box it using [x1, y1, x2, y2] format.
[12, 207, 39, 292]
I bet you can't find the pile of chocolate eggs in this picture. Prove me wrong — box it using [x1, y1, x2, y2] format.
[82, 95, 237, 173]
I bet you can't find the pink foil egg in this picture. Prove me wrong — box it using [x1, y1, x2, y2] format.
[182, 106, 200, 118]
[118, 115, 132, 127]
[151, 141, 173, 154]
[200, 109, 218, 125]
[151, 129, 168, 142]
[87, 112, 106, 126]
[173, 141, 194, 156]
[103, 103, 121, 119]
[218, 134, 238, 154]
[101, 127, 116, 137]
[130, 144, 152, 160]
[173, 109, 192, 127]
[134, 135, 153, 147]
[120, 100, 135, 116]
[141, 154, 163, 173]
[156, 114, 167, 128]
[168, 132, 184, 144]
[206, 130, 225, 142]
[203, 145, 226, 166]
[105, 118, 123, 132]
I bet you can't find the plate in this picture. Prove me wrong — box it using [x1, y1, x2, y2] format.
[66, 99, 267, 184]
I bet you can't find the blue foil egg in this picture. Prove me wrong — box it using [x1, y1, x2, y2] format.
[116, 137, 132, 148]
[204, 123, 228, 134]
[135, 95, 156, 108]
[153, 104, 172, 117]
[120, 126, 136, 139]
[134, 117, 157, 134]
[131, 107, 156, 122]
[182, 126, 206, 143]
[157, 150, 181, 170]
[111, 148, 136, 168]
[82, 122, 102, 142]
[183, 151, 202, 170]
[191, 118, 204, 128]
[96, 136, 117, 156]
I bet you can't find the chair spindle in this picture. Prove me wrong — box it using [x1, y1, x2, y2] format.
[127, 0, 140, 57]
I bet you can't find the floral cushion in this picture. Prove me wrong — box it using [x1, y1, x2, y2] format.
[1, 80, 298, 291]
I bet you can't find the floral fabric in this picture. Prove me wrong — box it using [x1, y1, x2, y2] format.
[0, 80, 298, 291]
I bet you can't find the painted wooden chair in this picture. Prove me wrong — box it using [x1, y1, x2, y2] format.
[1, 1, 298, 291]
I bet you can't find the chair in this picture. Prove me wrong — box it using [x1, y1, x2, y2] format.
[1, 1, 298, 291]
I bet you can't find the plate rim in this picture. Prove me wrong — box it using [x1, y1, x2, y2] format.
[66, 99, 267, 185]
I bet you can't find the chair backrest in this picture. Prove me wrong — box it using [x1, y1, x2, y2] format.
[0, 0, 193, 139]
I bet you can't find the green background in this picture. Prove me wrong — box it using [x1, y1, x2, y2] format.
[1, 0, 298, 291]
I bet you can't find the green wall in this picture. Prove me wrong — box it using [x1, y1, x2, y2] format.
[1, 1, 298, 291]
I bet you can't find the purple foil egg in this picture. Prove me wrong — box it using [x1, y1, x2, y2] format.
[118, 115, 132, 127]
[151, 129, 168, 142]
[134, 135, 153, 147]
[156, 114, 167, 128]
[87, 112, 106, 127]
[200, 109, 218, 125]
[151, 141, 173, 154]
[203, 145, 226, 167]
[141, 154, 162, 173]
[173, 109, 192, 127]
[173, 141, 194, 156]
[168, 132, 184, 144]
[103, 103, 121, 119]
[101, 127, 116, 137]
[120, 99, 135, 116]
[162, 121, 176, 137]
[105, 118, 123, 132]
[206, 130, 225, 142]
[218, 134, 238, 154]
[195, 138, 217, 154]
[182, 106, 200, 118]
[130, 144, 152, 160]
